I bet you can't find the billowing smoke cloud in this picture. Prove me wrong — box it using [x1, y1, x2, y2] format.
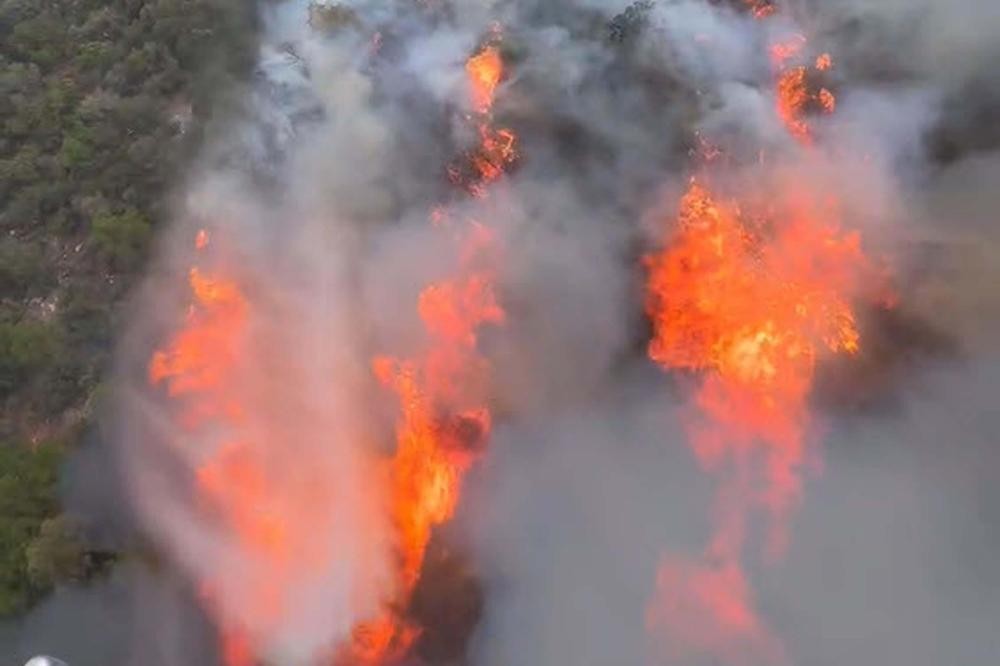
[9, 0, 1000, 664]
[113, 9, 399, 664]
[462, 1, 1000, 666]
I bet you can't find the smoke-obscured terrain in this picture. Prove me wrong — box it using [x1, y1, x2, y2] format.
[3, 0, 999, 664]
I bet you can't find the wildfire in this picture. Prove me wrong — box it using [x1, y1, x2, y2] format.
[768, 34, 836, 144]
[345, 42, 512, 664]
[376, 235, 503, 590]
[150, 38, 514, 666]
[452, 38, 518, 198]
[149, 269, 247, 400]
[149, 233, 263, 665]
[466, 45, 503, 114]
[150, 230, 390, 666]
[347, 243, 504, 662]
[646, 180, 864, 512]
[776, 67, 813, 143]
[644, 176, 870, 662]
[470, 127, 517, 195]
[769, 34, 806, 69]
[645, 2, 877, 662]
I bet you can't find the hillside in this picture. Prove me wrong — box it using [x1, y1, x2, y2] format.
[0, 0, 258, 616]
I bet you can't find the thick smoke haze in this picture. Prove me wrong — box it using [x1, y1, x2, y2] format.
[4, 0, 999, 664]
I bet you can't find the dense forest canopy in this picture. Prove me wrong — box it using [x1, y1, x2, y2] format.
[0, 0, 259, 616]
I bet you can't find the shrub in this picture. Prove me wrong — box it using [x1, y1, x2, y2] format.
[0, 320, 61, 397]
[90, 208, 151, 269]
[0, 440, 64, 616]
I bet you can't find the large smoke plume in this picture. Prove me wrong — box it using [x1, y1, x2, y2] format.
[6, 0, 1000, 664]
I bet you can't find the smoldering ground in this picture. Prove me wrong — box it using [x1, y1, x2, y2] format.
[4, 0, 1000, 664]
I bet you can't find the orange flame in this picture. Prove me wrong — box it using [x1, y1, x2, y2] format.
[152, 35, 513, 666]
[466, 45, 503, 114]
[776, 66, 814, 143]
[455, 43, 518, 197]
[769, 35, 806, 69]
[644, 177, 870, 662]
[151, 234, 388, 665]
[646, 9, 866, 647]
[817, 87, 836, 114]
[345, 43, 511, 665]
[768, 37, 836, 144]
[646, 181, 864, 508]
[150, 259, 269, 666]
[149, 267, 247, 411]
[471, 127, 517, 194]
[346, 227, 504, 664]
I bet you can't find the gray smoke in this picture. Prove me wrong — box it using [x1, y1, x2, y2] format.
[9, 0, 1000, 664]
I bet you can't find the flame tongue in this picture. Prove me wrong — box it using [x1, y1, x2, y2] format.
[644, 176, 869, 663]
[646, 180, 864, 512]
[453, 40, 518, 197]
[344, 41, 512, 664]
[149, 231, 395, 666]
[149, 38, 515, 666]
[769, 34, 837, 144]
[148, 242, 282, 664]
[645, 2, 877, 662]
[466, 45, 503, 114]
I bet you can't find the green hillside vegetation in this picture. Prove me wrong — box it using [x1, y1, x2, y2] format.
[0, 0, 258, 615]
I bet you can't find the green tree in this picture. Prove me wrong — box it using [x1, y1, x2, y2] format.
[0, 320, 61, 397]
[60, 124, 96, 170]
[26, 515, 86, 587]
[0, 440, 63, 616]
[9, 13, 66, 70]
[75, 41, 116, 73]
[90, 207, 151, 269]
[0, 0, 261, 619]
[0, 239, 51, 300]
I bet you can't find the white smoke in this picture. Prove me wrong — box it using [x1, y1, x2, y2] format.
[115, 3, 403, 663]
[13, 0, 998, 664]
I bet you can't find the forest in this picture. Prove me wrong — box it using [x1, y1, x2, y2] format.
[0, 0, 258, 616]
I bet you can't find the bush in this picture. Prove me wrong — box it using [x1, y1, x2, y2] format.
[90, 208, 151, 269]
[0, 239, 51, 300]
[0, 0, 261, 618]
[60, 126, 96, 169]
[26, 515, 86, 587]
[0, 320, 61, 397]
[75, 41, 116, 72]
[0, 440, 64, 616]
